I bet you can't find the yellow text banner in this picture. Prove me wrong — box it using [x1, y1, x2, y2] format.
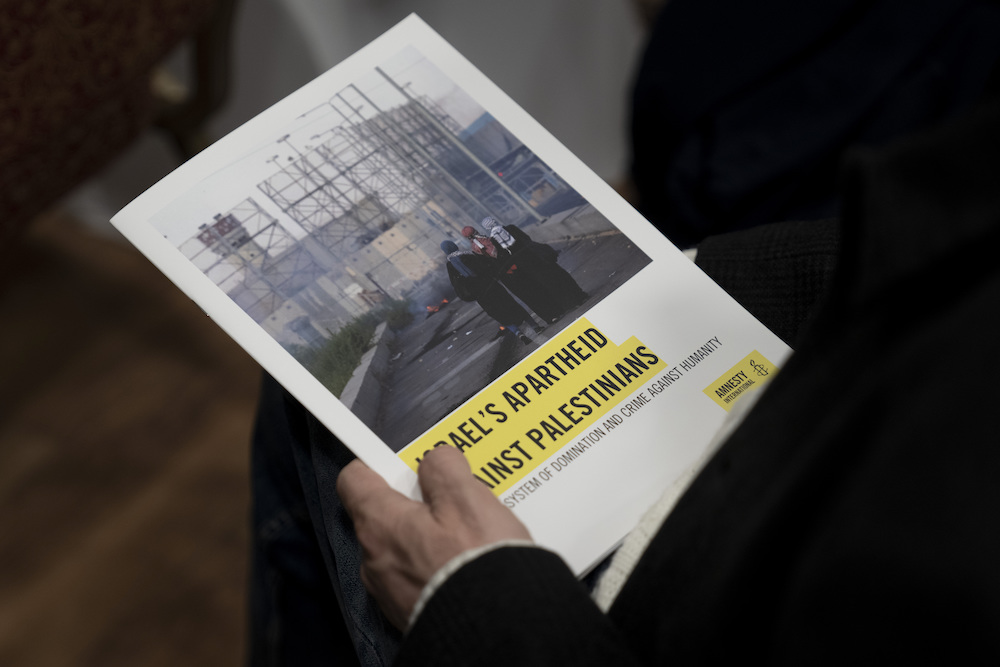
[398, 319, 666, 494]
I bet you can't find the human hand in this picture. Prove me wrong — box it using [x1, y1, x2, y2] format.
[337, 445, 532, 629]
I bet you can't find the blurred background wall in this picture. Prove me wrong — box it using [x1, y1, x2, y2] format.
[67, 0, 644, 235]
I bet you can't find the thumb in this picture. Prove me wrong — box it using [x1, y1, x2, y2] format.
[417, 446, 485, 508]
[417, 445, 533, 544]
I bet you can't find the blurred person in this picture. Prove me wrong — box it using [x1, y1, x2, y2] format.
[249, 1, 1000, 664]
[341, 88, 1000, 667]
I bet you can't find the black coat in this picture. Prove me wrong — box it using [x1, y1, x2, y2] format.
[445, 253, 530, 327]
[396, 97, 1000, 666]
[494, 225, 585, 322]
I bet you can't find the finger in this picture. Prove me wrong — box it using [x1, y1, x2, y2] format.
[339, 459, 429, 538]
[417, 447, 496, 516]
[337, 458, 391, 518]
[418, 445, 534, 543]
[417, 445, 482, 507]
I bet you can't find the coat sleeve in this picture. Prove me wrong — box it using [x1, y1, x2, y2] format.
[394, 546, 644, 666]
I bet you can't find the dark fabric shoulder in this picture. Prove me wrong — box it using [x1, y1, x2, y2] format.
[695, 219, 840, 347]
[609, 95, 1000, 665]
[504, 224, 532, 246]
[631, 0, 1000, 246]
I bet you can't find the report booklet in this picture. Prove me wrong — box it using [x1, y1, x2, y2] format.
[112, 14, 791, 575]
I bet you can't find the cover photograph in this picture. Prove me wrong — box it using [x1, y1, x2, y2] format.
[112, 15, 791, 575]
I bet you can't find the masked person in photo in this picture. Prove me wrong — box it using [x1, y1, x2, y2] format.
[480, 216, 588, 323]
[461, 225, 498, 258]
[440, 240, 535, 343]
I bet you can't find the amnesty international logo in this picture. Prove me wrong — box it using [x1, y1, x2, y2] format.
[703, 351, 777, 412]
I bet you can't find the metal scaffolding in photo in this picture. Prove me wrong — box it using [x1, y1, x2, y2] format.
[176, 65, 583, 350]
[179, 199, 329, 324]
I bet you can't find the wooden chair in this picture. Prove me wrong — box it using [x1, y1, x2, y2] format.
[0, 0, 239, 256]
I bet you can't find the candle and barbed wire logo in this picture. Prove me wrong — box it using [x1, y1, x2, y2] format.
[704, 351, 777, 411]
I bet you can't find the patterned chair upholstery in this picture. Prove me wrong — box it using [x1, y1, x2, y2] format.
[0, 0, 237, 252]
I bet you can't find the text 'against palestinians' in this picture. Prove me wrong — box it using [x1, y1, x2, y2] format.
[397, 319, 669, 494]
[500, 337, 731, 507]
